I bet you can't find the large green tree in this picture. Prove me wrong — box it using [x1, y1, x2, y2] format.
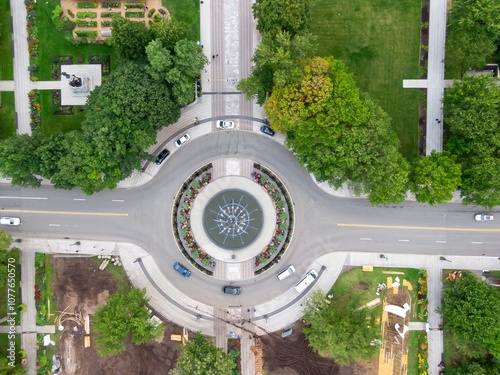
[171, 332, 234, 375]
[303, 290, 380, 366]
[252, 0, 315, 36]
[237, 31, 317, 104]
[150, 18, 192, 51]
[410, 151, 462, 205]
[282, 57, 409, 204]
[110, 16, 152, 60]
[444, 75, 500, 208]
[93, 288, 163, 357]
[446, 0, 500, 71]
[0, 134, 41, 188]
[442, 273, 500, 358]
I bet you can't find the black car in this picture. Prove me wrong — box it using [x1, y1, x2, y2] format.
[223, 286, 241, 295]
[155, 149, 170, 165]
[260, 125, 275, 137]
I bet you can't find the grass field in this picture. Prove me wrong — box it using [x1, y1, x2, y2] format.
[407, 331, 419, 375]
[310, 0, 421, 160]
[0, 0, 13, 80]
[330, 267, 420, 320]
[162, 0, 200, 40]
[0, 92, 16, 139]
[38, 91, 85, 136]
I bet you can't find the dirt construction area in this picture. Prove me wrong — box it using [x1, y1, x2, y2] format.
[52, 257, 378, 375]
[52, 257, 184, 375]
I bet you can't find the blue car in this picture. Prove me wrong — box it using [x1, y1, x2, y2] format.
[173, 262, 191, 277]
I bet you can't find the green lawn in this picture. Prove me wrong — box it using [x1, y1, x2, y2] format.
[38, 90, 85, 136]
[0, 0, 13, 80]
[330, 267, 420, 320]
[162, 0, 200, 40]
[0, 92, 16, 140]
[36, 0, 118, 82]
[310, 0, 421, 160]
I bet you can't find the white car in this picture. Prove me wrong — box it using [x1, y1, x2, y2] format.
[216, 120, 235, 129]
[0, 217, 21, 226]
[474, 213, 494, 222]
[175, 134, 191, 148]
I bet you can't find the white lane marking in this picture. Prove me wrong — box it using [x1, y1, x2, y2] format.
[74, 199, 86, 201]
[471, 241, 483, 244]
[112, 200, 124, 202]
[49, 224, 60, 227]
[435, 240, 447, 244]
[398, 239, 410, 242]
[0, 196, 48, 200]
[360, 238, 372, 241]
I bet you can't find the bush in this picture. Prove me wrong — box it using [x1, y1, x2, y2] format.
[75, 30, 97, 38]
[67, 9, 75, 18]
[52, 5, 63, 19]
[76, 11, 97, 18]
[125, 11, 144, 18]
[153, 13, 161, 22]
[102, 2, 120, 7]
[76, 2, 97, 8]
[125, 2, 143, 8]
[148, 8, 155, 17]
[75, 19, 98, 27]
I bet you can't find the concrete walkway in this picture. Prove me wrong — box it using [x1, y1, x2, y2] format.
[20, 251, 37, 375]
[402, 0, 448, 154]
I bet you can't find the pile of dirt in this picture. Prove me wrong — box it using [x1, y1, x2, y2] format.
[261, 321, 378, 375]
[51, 257, 183, 375]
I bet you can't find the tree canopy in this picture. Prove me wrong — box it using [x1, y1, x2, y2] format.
[281, 57, 409, 204]
[93, 288, 163, 357]
[444, 75, 500, 208]
[252, 0, 315, 36]
[441, 272, 500, 359]
[302, 290, 380, 365]
[446, 0, 500, 71]
[170, 332, 234, 375]
[410, 151, 461, 205]
[110, 16, 152, 61]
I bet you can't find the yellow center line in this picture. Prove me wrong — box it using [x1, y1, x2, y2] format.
[0, 209, 128, 217]
[337, 223, 500, 232]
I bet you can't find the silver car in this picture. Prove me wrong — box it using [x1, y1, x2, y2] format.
[0, 217, 21, 226]
[474, 213, 494, 222]
[175, 134, 191, 148]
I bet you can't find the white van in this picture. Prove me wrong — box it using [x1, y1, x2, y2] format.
[277, 265, 296, 281]
[294, 270, 318, 293]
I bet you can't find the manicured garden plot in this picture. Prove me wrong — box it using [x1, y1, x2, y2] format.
[76, 11, 97, 18]
[310, 0, 421, 160]
[38, 90, 85, 136]
[0, 0, 13, 80]
[101, 11, 121, 17]
[0, 92, 16, 140]
[125, 11, 145, 18]
[161, 0, 200, 40]
[76, 2, 97, 8]
[35, 0, 117, 81]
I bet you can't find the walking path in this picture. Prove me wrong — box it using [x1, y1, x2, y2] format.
[402, 0, 448, 154]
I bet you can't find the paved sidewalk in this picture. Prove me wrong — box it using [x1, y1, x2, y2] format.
[20, 251, 37, 375]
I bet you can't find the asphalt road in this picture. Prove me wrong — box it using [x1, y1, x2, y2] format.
[1, 131, 499, 305]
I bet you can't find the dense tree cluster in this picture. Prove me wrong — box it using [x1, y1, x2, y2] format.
[0, 17, 207, 194]
[93, 288, 164, 357]
[302, 290, 380, 366]
[240, 0, 411, 204]
[442, 273, 500, 373]
[444, 75, 500, 208]
[170, 332, 234, 375]
[446, 0, 500, 71]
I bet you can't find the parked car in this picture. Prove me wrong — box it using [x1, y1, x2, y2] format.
[223, 286, 241, 295]
[175, 134, 191, 148]
[474, 213, 494, 222]
[216, 120, 235, 129]
[0, 217, 20, 226]
[277, 265, 296, 281]
[155, 149, 170, 165]
[173, 262, 191, 277]
[260, 125, 275, 136]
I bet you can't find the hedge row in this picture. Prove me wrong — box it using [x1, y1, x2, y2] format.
[75, 30, 97, 38]
[75, 19, 98, 27]
[125, 11, 144, 18]
[76, 2, 97, 8]
[102, 2, 120, 7]
[124, 2, 143, 8]
[100, 11, 121, 17]
[76, 11, 97, 18]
